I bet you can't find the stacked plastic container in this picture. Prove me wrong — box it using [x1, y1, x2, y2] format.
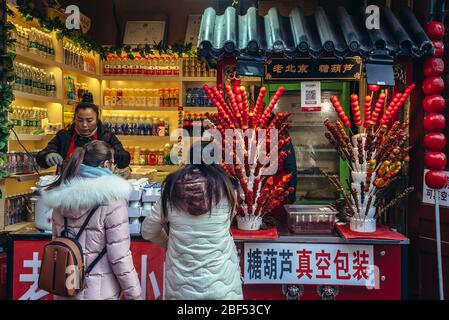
[127, 180, 162, 235]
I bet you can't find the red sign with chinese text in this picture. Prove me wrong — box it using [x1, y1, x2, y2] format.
[11, 240, 165, 300]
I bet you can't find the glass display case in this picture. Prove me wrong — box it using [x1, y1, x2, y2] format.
[265, 82, 350, 204]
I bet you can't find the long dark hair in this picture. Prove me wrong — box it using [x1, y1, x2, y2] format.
[47, 140, 114, 190]
[161, 141, 237, 218]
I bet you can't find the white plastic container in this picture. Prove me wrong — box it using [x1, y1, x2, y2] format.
[236, 215, 262, 231]
[34, 175, 59, 232]
[350, 217, 376, 233]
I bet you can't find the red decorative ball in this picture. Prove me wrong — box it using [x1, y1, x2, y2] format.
[423, 57, 445, 77]
[368, 84, 380, 92]
[425, 170, 448, 189]
[425, 152, 447, 170]
[422, 76, 445, 95]
[432, 40, 445, 58]
[423, 95, 446, 113]
[425, 21, 445, 40]
[424, 113, 446, 132]
[424, 132, 446, 151]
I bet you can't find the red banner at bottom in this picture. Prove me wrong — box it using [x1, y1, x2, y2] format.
[11, 240, 165, 300]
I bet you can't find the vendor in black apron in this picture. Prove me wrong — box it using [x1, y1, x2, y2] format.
[36, 93, 130, 169]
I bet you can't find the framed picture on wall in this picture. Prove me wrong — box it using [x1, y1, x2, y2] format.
[123, 20, 167, 45]
[184, 14, 202, 47]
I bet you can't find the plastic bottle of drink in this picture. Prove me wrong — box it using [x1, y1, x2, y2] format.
[38, 69, 44, 96]
[103, 88, 111, 107]
[164, 118, 169, 136]
[108, 114, 116, 134]
[192, 88, 199, 106]
[13, 62, 20, 91]
[123, 114, 130, 135]
[48, 72, 56, 97]
[136, 115, 143, 135]
[110, 88, 117, 107]
[122, 88, 129, 107]
[144, 116, 153, 136]
[128, 88, 136, 107]
[104, 57, 110, 75]
[102, 113, 110, 131]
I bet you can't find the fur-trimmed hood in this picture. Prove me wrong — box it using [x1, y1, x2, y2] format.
[41, 174, 132, 217]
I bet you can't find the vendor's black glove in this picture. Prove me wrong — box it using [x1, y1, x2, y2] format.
[45, 153, 63, 167]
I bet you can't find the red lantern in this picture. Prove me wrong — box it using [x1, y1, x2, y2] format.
[425, 170, 448, 189]
[424, 132, 446, 151]
[422, 76, 445, 95]
[423, 57, 445, 77]
[425, 21, 445, 40]
[432, 40, 445, 58]
[423, 95, 446, 113]
[424, 113, 446, 132]
[425, 152, 447, 170]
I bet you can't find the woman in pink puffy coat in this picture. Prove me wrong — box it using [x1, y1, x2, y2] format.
[42, 140, 141, 300]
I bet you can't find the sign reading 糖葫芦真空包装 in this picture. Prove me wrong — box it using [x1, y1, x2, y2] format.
[265, 57, 363, 81]
[244, 243, 375, 286]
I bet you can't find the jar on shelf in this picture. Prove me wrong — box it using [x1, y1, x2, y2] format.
[140, 149, 148, 165]
[157, 149, 164, 165]
[148, 149, 157, 166]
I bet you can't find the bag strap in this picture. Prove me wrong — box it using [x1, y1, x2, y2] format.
[62, 217, 68, 237]
[75, 205, 100, 241]
[85, 247, 107, 275]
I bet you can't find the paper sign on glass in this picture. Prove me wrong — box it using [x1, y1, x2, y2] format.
[301, 81, 321, 112]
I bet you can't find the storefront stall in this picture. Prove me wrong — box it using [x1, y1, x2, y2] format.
[0, 0, 446, 300]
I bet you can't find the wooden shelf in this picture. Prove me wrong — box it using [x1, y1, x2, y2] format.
[13, 91, 65, 104]
[183, 107, 216, 112]
[6, 168, 56, 182]
[62, 64, 100, 79]
[9, 134, 55, 141]
[2, 221, 35, 233]
[101, 75, 181, 82]
[116, 135, 171, 141]
[14, 47, 59, 69]
[101, 106, 179, 112]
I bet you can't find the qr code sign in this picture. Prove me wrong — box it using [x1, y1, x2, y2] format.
[306, 90, 316, 101]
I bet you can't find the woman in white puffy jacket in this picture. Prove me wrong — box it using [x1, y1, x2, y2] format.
[141, 142, 243, 300]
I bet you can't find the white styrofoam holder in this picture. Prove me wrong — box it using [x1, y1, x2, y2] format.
[129, 222, 141, 235]
[129, 189, 143, 201]
[352, 149, 368, 172]
[350, 216, 376, 233]
[128, 207, 142, 218]
[351, 133, 367, 147]
[236, 215, 262, 231]
[141, 209, 151, 217]
[142, 195, 161, 203]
